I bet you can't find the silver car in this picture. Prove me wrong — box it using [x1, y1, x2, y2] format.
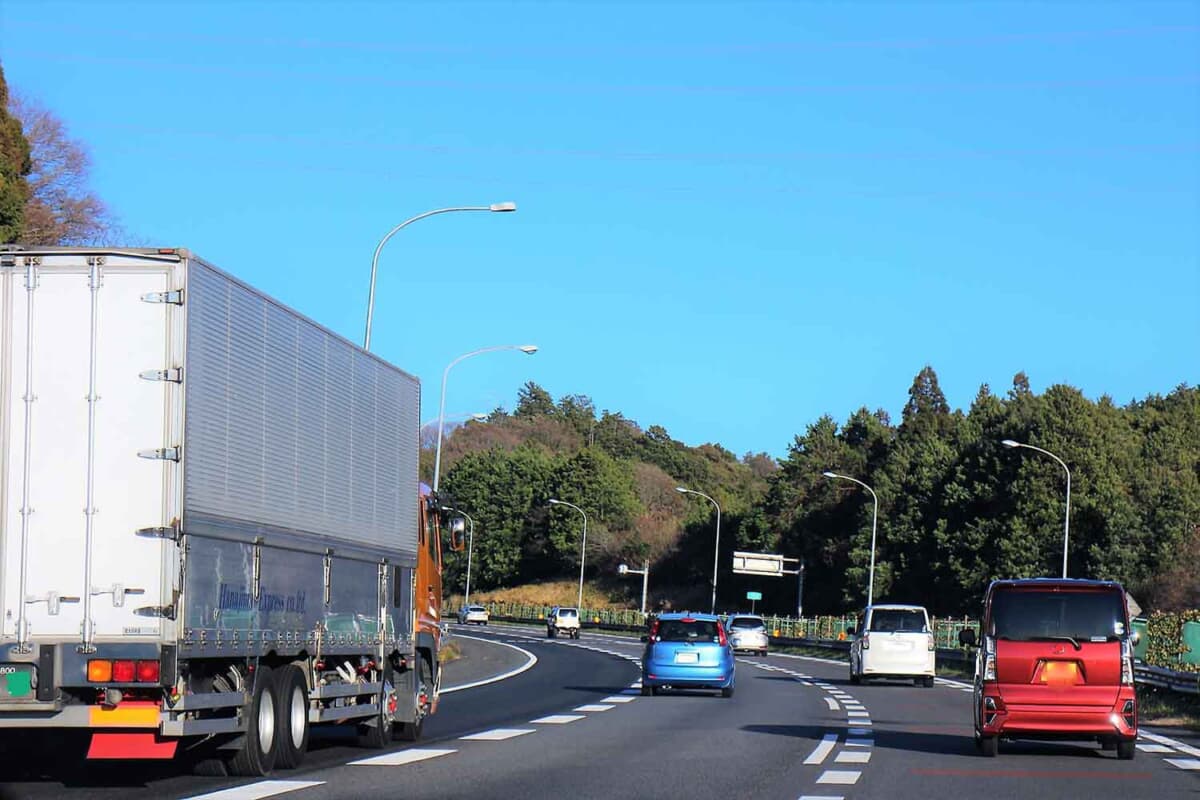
[726, 614, 769, 656]
[457, 605, 490, 625]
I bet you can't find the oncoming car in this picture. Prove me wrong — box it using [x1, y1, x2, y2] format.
[640, 613, 735, 697]
[726, 614, 769, 656]
[848, 604, 935, 686]
[457, 605, 489, 625]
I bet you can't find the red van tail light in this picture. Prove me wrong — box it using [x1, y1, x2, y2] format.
[136, 660, 160, 683]
[1120, 639, 1135, 685]
[112, 660, 136, 682]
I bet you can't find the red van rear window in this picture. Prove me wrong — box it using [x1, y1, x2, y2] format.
[991, 589, 1125, 642]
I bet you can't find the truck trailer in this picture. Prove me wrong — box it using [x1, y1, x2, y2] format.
[0, 246, 451, 775]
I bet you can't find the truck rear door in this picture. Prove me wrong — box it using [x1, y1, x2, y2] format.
[2, 252, 179, 644]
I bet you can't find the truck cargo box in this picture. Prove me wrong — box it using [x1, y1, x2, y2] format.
[1, 248, 419, 648]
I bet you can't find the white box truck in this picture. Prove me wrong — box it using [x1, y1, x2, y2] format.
[0, 247, 454, 775]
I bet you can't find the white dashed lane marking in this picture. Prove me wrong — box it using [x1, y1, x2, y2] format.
[460, 728, 536, 741]
[531, 714, 586, 724]
[824, 697, 840, 711]
[181, 782, 325, 800]
[350, 748, 457, 766]
[1137, 744, 1174, 753]
[601, 695, 636, 703]
[575, 704, 614, 712]
[834, 751, 871, 764]
[1165, 758, 1200, 770]
[803, 734, 839, 765]
[816, 770, 861, 785]
[845, 738, 873, 747]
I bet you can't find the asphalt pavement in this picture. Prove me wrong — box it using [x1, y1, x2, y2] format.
[1, 623, 1196, 800]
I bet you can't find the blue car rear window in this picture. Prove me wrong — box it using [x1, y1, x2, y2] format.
[659, 620, 720, 642]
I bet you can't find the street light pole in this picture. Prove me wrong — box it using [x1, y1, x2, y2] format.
[676, 487, 722, 614]
[549, 499, 588, 610]
[444, 507, 475, 604]
[823, 472, 880, 606]
[432, 344, 538, 493]
[618, 561, 650, 616]
[363, 202, 516, 352]
[1002, 439, 1072, 578]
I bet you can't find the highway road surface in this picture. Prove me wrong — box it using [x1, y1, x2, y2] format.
[1, 622, 1197, 800]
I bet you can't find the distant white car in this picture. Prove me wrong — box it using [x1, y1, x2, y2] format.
[546, 606, 581, 639]
[457, 605, 489, 625]
[726, 614, 769, 656]
[848, 604, 935, 687]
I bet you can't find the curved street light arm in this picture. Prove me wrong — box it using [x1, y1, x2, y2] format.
[823, 472, 880, 606]
[1002, 440, 1072, 578]
[432, 344, 537, 493]
[550, 499, 589, 609]
[677, 487, 722, 614]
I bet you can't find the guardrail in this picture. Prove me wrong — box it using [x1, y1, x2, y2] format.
[467, 601, 1199, 694]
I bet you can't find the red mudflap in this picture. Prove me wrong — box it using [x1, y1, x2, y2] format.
[87, 732, 178, 760]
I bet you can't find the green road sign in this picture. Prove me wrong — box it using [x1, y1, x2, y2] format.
[746, 591, 763, 601]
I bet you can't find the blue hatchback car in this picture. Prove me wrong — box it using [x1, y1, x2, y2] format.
[641, 613, 736, 697]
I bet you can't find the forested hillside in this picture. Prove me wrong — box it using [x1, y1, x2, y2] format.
[432, 371, 1199, 617]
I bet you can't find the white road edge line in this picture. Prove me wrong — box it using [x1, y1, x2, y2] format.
[1164, 758, 1200, 770]
[440, 635, 539, 694]
[1140, 729, 1200, 758]
[181, 782, 326, 800]
[804, 734, 839, 765]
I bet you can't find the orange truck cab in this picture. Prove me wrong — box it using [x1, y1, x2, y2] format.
[959, 578, 1138, 759]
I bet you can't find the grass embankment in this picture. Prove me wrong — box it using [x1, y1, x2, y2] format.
[448, 580, 630, 611]
[1138, 684, 1200, 729]
[439, 640, 463, 665]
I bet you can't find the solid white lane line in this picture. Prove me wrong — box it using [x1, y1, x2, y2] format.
[803, 734, 839, 765]
[1165, 758, 1200, 770]
[182, 782, 325, 800]
[531, 714, 586, 724]
[824, 697, 840, 711]
[816, 770, 861, 785]
[350, 749, 457, 766]
[574, 704, 614, 712]
[601, 696, 636, 703]
[1137, 743, 1174, 753]
[460, 728, 536, 741]
[835, 751, 871, 764]
[441, 636, 539, 694]
[845, 738, 874, 747]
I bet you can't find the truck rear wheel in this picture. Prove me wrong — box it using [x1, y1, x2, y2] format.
[358, 663, 395, 749]
[228, 666, 278, 777]
[273, 665, 310, 769]
[395, 655, 430, 742]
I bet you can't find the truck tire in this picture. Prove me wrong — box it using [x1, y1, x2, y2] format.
[357, 663, 394, 749]
[395, 655, 430, 742]
[273, 665, 310, 769]
[228, 666, 279, 777]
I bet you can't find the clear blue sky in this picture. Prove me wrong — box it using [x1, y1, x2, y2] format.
[3, 2, 1197, 458]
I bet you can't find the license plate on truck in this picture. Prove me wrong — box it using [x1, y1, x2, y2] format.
[0, 665, 34, 699]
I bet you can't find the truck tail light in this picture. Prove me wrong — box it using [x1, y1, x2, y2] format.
[88, 660, 113, 682]
[112, 660, 136, 682]
[136, 660, 160, 683]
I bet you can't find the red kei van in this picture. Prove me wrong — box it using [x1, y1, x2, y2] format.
[959, 578, 1138, 759]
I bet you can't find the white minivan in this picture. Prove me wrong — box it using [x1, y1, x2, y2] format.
[848, 604, 936, 687]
